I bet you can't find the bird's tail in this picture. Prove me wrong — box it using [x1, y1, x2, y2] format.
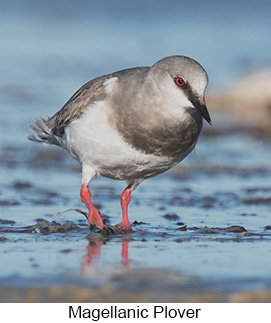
[27, 118, 61, 146]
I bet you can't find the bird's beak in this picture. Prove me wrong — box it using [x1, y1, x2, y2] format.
[193, 98, 212, 125]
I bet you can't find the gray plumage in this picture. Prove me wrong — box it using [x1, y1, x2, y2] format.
[28, 55, 211, 232]
[28, 56, 210, 160]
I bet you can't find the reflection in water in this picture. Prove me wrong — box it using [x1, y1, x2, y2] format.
[81, 240, 104, 268]
[121, 241, 130, 269]
[81, 239, 130, 270]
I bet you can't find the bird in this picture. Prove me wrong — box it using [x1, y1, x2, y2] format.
[28, 55, 211, 234]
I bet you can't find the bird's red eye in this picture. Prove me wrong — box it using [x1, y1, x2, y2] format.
[175, 77, 185, 87]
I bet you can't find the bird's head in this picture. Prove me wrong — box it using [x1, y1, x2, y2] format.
[151, 55, 212, 125]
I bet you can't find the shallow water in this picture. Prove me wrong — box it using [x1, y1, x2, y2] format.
[1, 128, 271, 299]
[1, 0, 271, 302]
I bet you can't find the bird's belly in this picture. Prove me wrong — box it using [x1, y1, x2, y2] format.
[100, 154, 179, 180]
[62, 103, 194, 180]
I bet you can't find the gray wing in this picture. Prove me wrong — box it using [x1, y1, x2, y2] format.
[49, 67, 146, 135]
[28, 67, 145, 145]
[48, 73, 114, 136]
[28, 72, 116, 145]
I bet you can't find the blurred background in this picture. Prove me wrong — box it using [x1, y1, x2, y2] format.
[1, 0, 271, 137]
[0, 0, 271, 302]
[1, 0, 271, 142]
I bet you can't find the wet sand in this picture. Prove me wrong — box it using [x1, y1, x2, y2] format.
[1, 282, 271, 303]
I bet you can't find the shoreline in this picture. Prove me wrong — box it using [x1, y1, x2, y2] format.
[0, 284, 270, 303]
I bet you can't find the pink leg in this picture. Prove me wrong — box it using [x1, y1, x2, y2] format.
[120, 184, 133, 231]
[80, 184, 108, 231]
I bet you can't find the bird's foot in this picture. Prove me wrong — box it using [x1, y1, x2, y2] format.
[88, 208, 114, 235]
[88, 223, 114, 235]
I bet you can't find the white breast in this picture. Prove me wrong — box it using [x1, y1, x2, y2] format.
[60, 100, 186, 181]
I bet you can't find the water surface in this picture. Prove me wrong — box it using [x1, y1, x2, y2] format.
[0, 0, 271, 302]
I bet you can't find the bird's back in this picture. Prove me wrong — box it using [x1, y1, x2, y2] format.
[28, 67, 148, 146]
